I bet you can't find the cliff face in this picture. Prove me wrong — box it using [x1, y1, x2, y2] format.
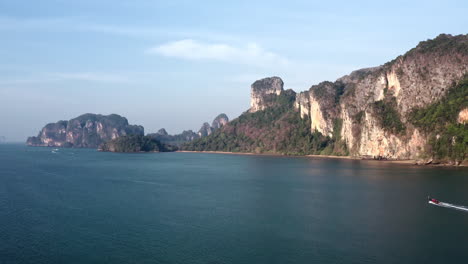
[198, 122, 213, 137]
[294, 34, 468, 161]
[198, 113, 230, 137]
[27, 114, 144, 148]
[250, 77, 284, 112]
[211, 113, 229, 129]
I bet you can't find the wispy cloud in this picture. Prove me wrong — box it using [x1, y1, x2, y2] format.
[0, 16, 240, 42]
[147, 39, 289, 67]
[52, 72, 130, 82]
[0, 15, 159, 37]
[0, 71, 133, 85]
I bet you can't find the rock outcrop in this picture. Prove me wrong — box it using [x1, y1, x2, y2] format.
[211, 113, 229, 130]
[294, 91, 310, 119]
[458, 108, 468, 124]
[149, 114, 230, 146]
[156, 128, 169, 136]
[250, 77, 284, 112]
[198, 122, 213, 137]
[198, 113, 230, 137]
[27, 114, 144, 148]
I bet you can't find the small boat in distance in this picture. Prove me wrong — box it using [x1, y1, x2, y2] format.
[428, 197, 440, 205]
[427, 196, 468, 212]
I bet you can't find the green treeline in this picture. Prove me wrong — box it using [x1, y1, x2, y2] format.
[100, 135, 177, 153]
[183, 92, 348, 156]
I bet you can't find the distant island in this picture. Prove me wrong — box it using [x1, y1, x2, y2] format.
[27, 114, 145, 148]
[27, 112, 229, 153]
[26, 34, 467, 165]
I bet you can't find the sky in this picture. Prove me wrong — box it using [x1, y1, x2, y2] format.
[0, 0, 467, 142]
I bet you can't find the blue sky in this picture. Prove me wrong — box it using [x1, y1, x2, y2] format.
[0, 0, 467, 141]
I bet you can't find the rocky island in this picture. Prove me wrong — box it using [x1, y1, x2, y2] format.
[27, 113, 144, 148]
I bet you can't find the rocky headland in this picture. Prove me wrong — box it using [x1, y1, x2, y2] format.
[184, 34, 468, 165]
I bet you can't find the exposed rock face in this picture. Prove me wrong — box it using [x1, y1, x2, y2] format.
[27, 114, 144, 148]
[294, 91, 310, 118]
[198, 122, 214, 137]
[178, 130, 199, 141]
[151, 113, 229, 146]
[458, 108, 468, 124]
[250, 77, 284, 112]
[297, 33, 468, 159]
[211, 113, 229, 129]
[156, 128, 169, 136]
[198, 113, 230, 137]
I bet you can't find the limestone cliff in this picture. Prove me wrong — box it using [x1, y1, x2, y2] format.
[198, 122, 213, 137]
[294, 91, 310, 119]
[198, 113, 230, 137]
[250, 77, 284, 112]
[27, 114, 144, 148]
[211, 113, 229, 130]
[295, 33, 468, 161]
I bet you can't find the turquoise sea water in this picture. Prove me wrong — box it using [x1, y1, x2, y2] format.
[1, 144, 467, 264]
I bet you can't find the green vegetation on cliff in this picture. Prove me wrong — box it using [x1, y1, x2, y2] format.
[410, 76, 468, 161]
[100, 135, 177, 153]
[183, 92, 348, 156]
[372, 97, 406, 134]
[409, 34, 468, 55]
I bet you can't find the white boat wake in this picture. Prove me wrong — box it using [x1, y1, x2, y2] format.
[428, 197, 468, 212]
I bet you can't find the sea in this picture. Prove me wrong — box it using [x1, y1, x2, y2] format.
[1, 143, 467, 264]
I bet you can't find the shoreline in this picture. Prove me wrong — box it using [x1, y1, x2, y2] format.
[22, 146, 466, 167]
[177, 150, 466, 167]
[178, 150, 414, 164]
